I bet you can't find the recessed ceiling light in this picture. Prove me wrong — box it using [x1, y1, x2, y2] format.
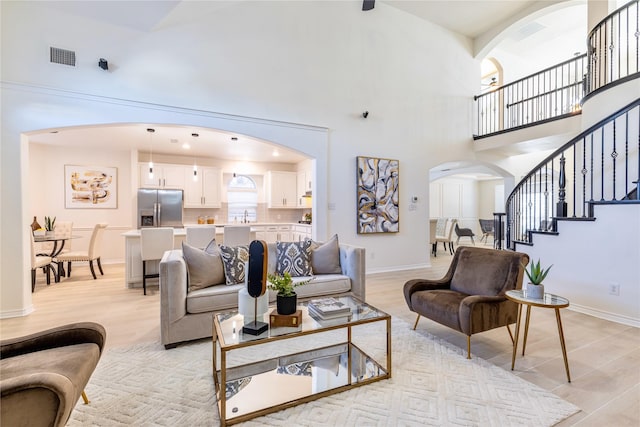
[231, 137, 238, 141]
[182, 142, 190, 149]
[272, 150, 280, 157]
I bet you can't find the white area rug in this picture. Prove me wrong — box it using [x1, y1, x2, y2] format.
[69, 318, 579, 426]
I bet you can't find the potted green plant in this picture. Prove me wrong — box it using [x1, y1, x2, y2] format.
[522, 258, 552, 299]
[267, 272, 311, 315]
[44, 216, 56, 237]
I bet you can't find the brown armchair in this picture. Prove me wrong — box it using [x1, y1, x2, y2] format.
[1, 322, 106, 427]
[403, 246, 529, 358]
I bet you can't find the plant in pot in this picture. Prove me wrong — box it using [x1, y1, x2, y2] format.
[44, 216, 56, 237]
[522, 258, 552, 299]
[267, 272, 311, 315]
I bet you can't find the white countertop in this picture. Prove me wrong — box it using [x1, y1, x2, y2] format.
[122, 222, 310, 237]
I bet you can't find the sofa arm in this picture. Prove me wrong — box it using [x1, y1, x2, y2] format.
[339, 243, 366, 301]
[0, 322, 106, 359]
[160, 250, 188, 342]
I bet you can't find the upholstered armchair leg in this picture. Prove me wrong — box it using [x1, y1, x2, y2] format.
[67, 262, 72, 277]
[81, 391, 90, 404]
[467, 336, 471, 359]
[412, 314, 420, 330]
[97, 257, 104, 275]
[45, 265, 51, 285]
[88, 261, 97, 280]
[31, 269, 36, 292]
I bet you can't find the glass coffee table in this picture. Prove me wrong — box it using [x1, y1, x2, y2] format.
[212, 295, 391, 426]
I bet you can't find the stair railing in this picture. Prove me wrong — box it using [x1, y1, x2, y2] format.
[586, 0, 640, 97]
[505, 99, 640, 249]
[474, 54, 587, 138]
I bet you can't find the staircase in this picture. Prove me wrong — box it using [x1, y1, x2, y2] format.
[496, 2, 640, 326]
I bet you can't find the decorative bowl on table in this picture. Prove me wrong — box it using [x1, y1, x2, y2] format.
[33, 229, 46, 237]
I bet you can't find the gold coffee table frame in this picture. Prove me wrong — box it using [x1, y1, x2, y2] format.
[212, 296, 391, 426]
[506, 289, 571, 382]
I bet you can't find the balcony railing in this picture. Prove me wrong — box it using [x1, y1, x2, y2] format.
[505, 99, 640, 249]
[474, 55, 587, 138]
[586, 0, 640, 96]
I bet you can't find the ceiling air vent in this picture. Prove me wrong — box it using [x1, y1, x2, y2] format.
[50, 47, 76, 67]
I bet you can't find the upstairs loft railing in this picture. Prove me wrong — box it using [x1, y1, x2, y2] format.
[474, 0, 639, 139]
[586, 0, 640, 97]
[504, 99, 640, 249]
[474, 55, 587, 138]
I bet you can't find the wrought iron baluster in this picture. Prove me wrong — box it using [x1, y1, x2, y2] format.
[612, 120, 618, 200]
[557, 153, 567, 217]
[582, 137, 587, 217]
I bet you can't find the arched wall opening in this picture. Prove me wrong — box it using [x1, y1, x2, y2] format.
[1, 83, 329, 318]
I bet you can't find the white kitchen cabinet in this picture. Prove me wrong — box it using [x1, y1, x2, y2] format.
[296, 169, 312, 208]
[292, 224, 312, 241]
[266, 171, 298, 208]
[259, 224, 293, 243]
[139, 163, 186, 189]
[183, 166, 222, 208]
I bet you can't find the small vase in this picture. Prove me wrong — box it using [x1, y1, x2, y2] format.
[31, 216, 41, 231]
[276, 293, 297, 315]
[526, 283, 544, 299]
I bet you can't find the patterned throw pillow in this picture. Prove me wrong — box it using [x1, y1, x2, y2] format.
[220, 245, 250, 285]
[276, 240, 313, 277]
[182, 241, 225, 292]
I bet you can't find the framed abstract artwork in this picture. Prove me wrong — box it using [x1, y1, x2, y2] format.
[356, 156, 399, 233]
[64, 165, 118, 209]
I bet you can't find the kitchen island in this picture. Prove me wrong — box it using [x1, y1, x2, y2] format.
[122, 223, 311, 287]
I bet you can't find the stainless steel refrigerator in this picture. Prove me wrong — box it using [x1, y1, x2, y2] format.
[137, 189, 184, 228]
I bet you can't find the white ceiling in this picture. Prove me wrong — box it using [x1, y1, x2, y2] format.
[28, 0, 586, 167]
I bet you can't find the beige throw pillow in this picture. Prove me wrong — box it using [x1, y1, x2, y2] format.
[308, 234, 342, 274]
[182, 240, 225, 291]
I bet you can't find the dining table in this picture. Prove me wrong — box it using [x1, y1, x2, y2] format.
[34, 234, 81, 277]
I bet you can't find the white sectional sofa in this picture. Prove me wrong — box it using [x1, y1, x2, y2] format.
[160, 241, 365, 349]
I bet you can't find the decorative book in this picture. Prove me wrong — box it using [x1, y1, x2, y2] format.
[307, 297, 351, 316]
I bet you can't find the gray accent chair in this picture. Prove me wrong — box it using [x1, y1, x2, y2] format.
[0, 322, 106, 427]
[160, 242, 366, 349]
[404, 246, 529, 359]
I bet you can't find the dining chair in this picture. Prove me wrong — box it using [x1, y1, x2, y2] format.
[223, 225, 252, 247]
[140, 227, 174, 295]
[185, 225, 217, 249]
[435, 218, 457, 255]
[54, 223, 107, 280]
[30, 229, 59, 292]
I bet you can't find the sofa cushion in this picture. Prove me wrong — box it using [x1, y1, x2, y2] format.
[294, 274, 351, 299]
[220, 245, 249, 285]
[276, 240, 313, 277]
[182, 241, 225, 291]
[308, 234, 342, 274]
[187, 283, 245, 314]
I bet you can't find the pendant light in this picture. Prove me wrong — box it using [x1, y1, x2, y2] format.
[191, 133, 199, 181]
[147, 128, 155, 179]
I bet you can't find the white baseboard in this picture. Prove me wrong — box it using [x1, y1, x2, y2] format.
[367, 262, 431, 275]
[0, 305, 34, 319]
[568, 303, 640, 328]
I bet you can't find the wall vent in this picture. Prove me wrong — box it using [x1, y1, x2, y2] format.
[50, 47, 76, 66]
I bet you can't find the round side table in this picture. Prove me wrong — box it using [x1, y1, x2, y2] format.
[505, 289, 571, 382]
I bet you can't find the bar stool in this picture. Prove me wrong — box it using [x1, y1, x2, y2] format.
[223, 225, 252, 247]
[185, 225, 217, 249]
[140, 228, 174, 295]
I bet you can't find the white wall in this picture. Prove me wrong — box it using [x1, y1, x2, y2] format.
[29, 143, 133, 263]
[1, 1, 481, 316]
[515, 204, 640, 326]
[430, 177, 480, 234]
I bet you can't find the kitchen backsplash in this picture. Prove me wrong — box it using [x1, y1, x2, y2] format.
[183, 203, 311, 225]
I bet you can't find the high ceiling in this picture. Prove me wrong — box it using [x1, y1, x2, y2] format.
[28, 0, 586, 164]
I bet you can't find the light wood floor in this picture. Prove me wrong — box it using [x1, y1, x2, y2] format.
[2, 248, 638, 426]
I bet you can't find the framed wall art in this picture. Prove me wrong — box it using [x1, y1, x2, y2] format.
[64, 165, 118, 209]
[356, 156, 399, 234]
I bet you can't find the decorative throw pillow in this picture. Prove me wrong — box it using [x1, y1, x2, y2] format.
[276, 240, 313, 277]
[220, 245, 250, 285]
[182, 241, 225, 292]
[308, 234, 342, 274]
